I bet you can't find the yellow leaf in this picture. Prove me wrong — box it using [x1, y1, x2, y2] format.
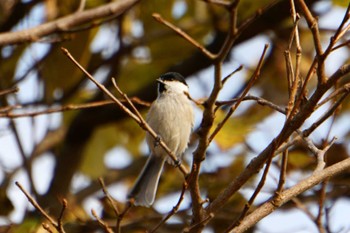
[80, 117, 146, 178]
[41, 29, 97, 103]
[214, 105, 272, 150]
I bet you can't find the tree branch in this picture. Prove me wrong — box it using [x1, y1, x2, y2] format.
[0, 0, 140, 46]
[231, 157, 350, 233]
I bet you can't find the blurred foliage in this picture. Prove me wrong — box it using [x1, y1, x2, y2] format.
[0, 0, 350, 232]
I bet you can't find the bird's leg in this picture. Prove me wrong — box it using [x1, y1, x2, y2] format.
[154, 135, 161, 147]
[174, 159, 181, 167]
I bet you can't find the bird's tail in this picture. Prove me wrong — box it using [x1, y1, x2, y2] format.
[128, 155, 165, 207]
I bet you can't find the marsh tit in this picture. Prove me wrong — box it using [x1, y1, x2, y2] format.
[128, 72, 194, 207]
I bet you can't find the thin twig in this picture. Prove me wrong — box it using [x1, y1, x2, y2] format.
[0, 98, 149, 118]
[276, 150, 288, 194]
[0, 87, 19, 96]
[91, 209, 114, 233]
[297, 132, 337, 173]
[183, 213, 215, 233]
[0, 105, 21, 113]
[98, 177, 120, 216]
[10, 120, 38, 199]
[57, 199, 67, 233]
[42, 223, 54, 233]
[316, 83, 350, 108]
[321, 3, 350, 58]
[15, 182, 61, 231]
[152, 13, 215, 59]
[331, 39, 350, 52]
[222, 65, 243, 85]
[296, 0, 325, 83]
[0, 100, 111, 118]
[285, 8, 302, 118]
[315, 181, 327, 233]
[216, 94, 286, 114]
[302, 92, 349, 137]
[201, 0, 231, 8]
[209, 44, 269, 142]
[117, 202, 132, 232]
[98, 177, 122, 233]
[227, 152, 273, 231]
[291, 197, 316, 221]
[150, 178, 190, 233]
[77, 0, 86, 12]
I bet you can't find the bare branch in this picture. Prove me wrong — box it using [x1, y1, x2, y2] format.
[98, 178, 120, 217]
[15, 181, 64, 232]
[231, 157, 350, 233]
[152, 13, 215, 59]
[222, 65, 243, 85]
[91, 209, 114, 233]
[0, 100, 113, 118]
[0, 86, 19, 96]
[57, 199, 67, 233]
[276, 150, 288, 193]
[150, 178, 190, 233]
[296, 0, 325, 83]
[201, 0, 231, 8]
[227, 153, 273, 231]
[209, 44, 268, 142]
[297, 132, 337, 173]
[0, 98, 149, 119]
[315, 181, 328, 233]
[0, 0, 140, 46]
[216, 95, 286, 114]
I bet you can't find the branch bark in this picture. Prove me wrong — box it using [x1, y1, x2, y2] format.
[231, 157, 350, 233]
[0, 0, 140, 46]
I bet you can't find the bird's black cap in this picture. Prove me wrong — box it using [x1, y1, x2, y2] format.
[158, 72, 187, 86]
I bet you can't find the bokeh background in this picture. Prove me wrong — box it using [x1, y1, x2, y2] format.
[0, 0, 350, 232]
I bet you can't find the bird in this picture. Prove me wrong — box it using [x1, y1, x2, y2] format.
[128, 72, 194, 207]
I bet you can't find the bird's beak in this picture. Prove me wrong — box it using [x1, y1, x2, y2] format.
[156, 78, 164, 84]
